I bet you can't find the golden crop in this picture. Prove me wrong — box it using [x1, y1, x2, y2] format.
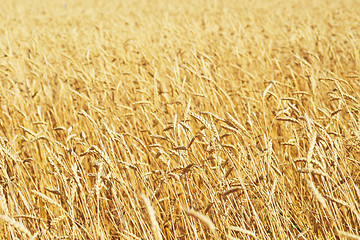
[0, 0, 360, 239]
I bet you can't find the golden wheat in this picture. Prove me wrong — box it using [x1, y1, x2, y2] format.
[0, 0, 359, 239]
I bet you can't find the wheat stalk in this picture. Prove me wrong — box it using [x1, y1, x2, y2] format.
[0, 215, 31, 237]
[141, 194, 163, 240]
[183, 208, 219, 239]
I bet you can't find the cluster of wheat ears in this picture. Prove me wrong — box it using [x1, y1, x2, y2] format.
[0, 0, 360, 239]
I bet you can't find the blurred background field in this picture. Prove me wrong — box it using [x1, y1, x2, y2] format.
[0, 0, 360, 239]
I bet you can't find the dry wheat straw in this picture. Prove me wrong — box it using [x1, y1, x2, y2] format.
[132, 101, 152, 106]
[141, 194, 162, 240]
[220, 124, 240, 137]
[228, 225, 257, 238]
[297, 168, 327, 177]
[183, 208, 218, 238]
[337, 231, 360, 240]
[226, 113, 251, 138]
[306, 180, 335, 223]
[221, 187, 243, 196]
[95, 162, 105, 198]
[150, 135, 168, 141]
[0, 215, 31, 237]
[293, 157, 325, 170]
[323, 195, 349, 207]
[0, 185, 9, 214]
[173, 146, 187, 151]
[30, 135, 49, 143]
[18, 125, 36, 137]
[179, 121, 191, 133]
[31, 190, 63, 209]
[276, 117, 300, 124]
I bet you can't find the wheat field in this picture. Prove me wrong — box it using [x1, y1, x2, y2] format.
[1, 0, 360, 239]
